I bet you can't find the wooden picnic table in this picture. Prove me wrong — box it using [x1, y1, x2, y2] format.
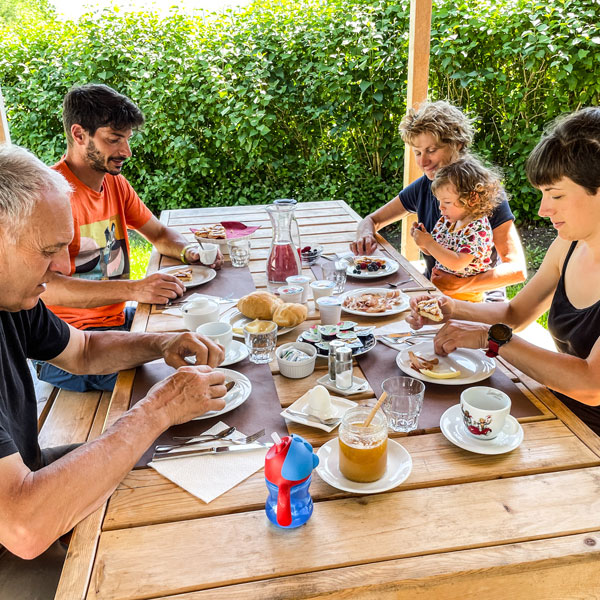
[56, 200, 600, 599]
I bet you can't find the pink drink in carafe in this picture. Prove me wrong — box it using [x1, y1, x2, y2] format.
[266, 199, 302, 292]
[267, 243, 300, 288]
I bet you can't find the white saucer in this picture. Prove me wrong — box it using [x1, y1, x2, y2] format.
[440, 404, 524, 455]
[193, 368, 251, 420]
[281, 394, 356, 433]
[316, 438, 412, 494]
[220, 340, 249, 366]
[316, 374, 371, 396]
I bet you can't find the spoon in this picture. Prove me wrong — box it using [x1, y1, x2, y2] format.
[285, 409, 341, 426]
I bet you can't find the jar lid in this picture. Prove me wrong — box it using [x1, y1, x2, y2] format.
[335, 346, 353, 361]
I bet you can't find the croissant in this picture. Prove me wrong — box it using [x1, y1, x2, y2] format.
[237, 291, 282, 320]
[272, 303, 307, 328]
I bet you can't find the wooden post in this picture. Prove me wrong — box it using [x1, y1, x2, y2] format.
[400, 0, 432, 260]
[0, 86, 10, 145]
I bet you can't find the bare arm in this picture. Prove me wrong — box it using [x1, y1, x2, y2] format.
[0, 365, 226, 558]
[411, 224, 473, 272]
[351, 195, 409, 255]
[49, 325, 225, 374]
[431, 221, 527, 295]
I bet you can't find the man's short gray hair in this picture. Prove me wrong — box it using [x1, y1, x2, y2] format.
[0, 144, 71, 230]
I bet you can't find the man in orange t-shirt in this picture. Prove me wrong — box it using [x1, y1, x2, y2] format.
[37, 84, 221, 392]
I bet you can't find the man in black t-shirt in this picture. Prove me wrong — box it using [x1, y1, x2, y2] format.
[0, 145, 228, 561]
[353, 101, 526, 300]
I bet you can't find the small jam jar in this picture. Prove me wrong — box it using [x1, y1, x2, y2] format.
[338, 405, 388, 483]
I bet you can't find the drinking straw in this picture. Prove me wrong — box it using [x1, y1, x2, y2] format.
[363, 391, 387, 427]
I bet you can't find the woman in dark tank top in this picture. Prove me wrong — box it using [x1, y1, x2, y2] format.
[406, 106, 600, 435]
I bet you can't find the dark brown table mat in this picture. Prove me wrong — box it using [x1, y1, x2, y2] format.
[310, 249, 423, 291]
[129, 359, 289, 468]
[356, 342, 542, 431]
[167, 262, 257, 303]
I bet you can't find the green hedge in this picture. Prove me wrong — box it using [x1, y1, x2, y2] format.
[1, 0, 598, 222]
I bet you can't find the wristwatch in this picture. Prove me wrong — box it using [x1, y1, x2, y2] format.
[486, 323, 512, 358]
[180, 243, 197, 265]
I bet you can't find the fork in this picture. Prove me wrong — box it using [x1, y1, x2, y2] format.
[168, 428, 265, 448]
[155, 425, 236, 452]
[285, 409, 341, 426]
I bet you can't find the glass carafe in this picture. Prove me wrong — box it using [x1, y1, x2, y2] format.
[266, 199, 302, 292]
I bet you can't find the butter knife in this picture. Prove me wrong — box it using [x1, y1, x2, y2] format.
[151, 442, 273, 462]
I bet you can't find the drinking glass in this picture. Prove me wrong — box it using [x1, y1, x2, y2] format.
[321, 260, 347, 294]
[243, 321, 278, 364]
[228, 238, 251, 267]
[381, 376, 425, 433]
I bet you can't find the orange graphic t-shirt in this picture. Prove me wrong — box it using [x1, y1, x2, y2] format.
[47, 160, 153, 330]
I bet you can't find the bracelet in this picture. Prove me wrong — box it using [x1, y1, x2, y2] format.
[180, 243, 197, 264]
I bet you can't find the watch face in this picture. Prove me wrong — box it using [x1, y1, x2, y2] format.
[489, 323, 512, 343]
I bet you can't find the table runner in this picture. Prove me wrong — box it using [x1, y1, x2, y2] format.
[166, 262, 257, 303]
[129, 359, 289, 468]
[310, 249, 426, 291]
[356, 343, 542, 431]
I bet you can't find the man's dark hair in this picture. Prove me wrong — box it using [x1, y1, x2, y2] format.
[62, 84, 144, 144]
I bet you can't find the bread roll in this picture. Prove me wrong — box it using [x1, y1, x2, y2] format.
[237, 291, 282, 320]
[272, 303, 307, 328]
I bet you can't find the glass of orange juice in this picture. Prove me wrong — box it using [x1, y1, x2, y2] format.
[338, 405, 388, 483]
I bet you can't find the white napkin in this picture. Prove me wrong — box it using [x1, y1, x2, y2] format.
[161, 293, 236, 317]
[149, 421, 267, 503]
[373, 320, 441, 337]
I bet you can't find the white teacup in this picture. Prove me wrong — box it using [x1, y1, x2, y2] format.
[198, 242, 218, 265]
[196, 321, 233, 354]
[181, 298, 220, 331]
[310, 279, 335, 301]
[460, 386, 511, 440]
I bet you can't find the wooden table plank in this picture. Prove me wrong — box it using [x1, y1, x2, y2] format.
[103, 420, 598, 531]
[89, 467, 600, 599]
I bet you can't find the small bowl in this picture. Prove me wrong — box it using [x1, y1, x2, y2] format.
[276, 342, 317, 378]
[300, 245, 323, 265]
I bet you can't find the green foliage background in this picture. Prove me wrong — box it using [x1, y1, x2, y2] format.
[1, 0, 598, 221]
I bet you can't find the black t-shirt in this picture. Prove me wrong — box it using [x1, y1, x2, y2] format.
[399, 175, 515, 277]
[0, 301, 70, 470]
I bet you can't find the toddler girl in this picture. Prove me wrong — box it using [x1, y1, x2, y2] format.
[410, 156, 502, 302]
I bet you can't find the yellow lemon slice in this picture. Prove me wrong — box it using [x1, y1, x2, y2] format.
[419, 368, 461, 379]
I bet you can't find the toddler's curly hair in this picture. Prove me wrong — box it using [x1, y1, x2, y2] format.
[431, 156, 503, 220]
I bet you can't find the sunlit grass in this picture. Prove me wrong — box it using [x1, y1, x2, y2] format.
[129, 231, 152, 280]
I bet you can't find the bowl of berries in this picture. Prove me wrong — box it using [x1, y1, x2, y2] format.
[300, 245, 323, 265]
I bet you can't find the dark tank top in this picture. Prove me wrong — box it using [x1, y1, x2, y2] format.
[548, 241, 600, 434]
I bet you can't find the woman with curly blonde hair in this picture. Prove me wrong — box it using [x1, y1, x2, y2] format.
[351, 100, 526, 301]
[410, 156, 503, 302]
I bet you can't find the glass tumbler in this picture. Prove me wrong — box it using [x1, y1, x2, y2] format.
[243, 320, 278, 364]
[228, 238, 251, 267]
[338, 405, 388, 483]
[321, 260, 347, 294]
[382, 376, 425, 433]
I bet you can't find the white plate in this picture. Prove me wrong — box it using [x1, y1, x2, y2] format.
[347, 256, 400, 279]
[297, 332, 377, 359]
[316, 374, 371, 396]
[220, 340, 249, 367]
[316, 438, 412, 494]
[221, 308, 298, 339]
[193, 367, 251, 420]
[396, 340, 495, 385]
[340, 288, 410, 317]
[440, 404, 524, 454]
[158, 265, 216, 289]
[281, 394, 356, 432]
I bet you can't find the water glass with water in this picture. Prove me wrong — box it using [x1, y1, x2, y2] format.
[244, 321, 278, 363]
[381, 376, 425, 433]
[321, 260, 347, 294]
[228, 238, 251, 267]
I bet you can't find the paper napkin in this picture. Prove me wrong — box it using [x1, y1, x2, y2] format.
[149, 421, 267, 503]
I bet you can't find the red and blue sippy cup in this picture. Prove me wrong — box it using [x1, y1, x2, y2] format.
[265, 433, 319, 528]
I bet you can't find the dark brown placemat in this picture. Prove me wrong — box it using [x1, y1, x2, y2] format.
[310, 249, 421, 291]
[356, 343, 541, 431]
[168, 262, 257, 303]
[129, 359, 289, 468]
